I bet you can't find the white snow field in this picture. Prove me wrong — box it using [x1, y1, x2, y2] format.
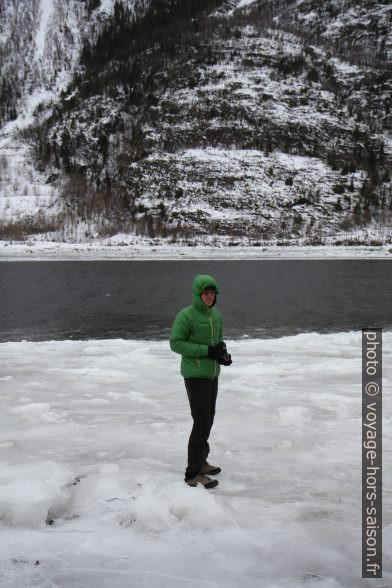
[0, 332, 391, 587]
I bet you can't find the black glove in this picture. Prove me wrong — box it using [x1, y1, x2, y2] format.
[219, 353, 232, 366]
[208, 342, 232, 366]
[218, 341, 232, 366]
[207, 342, 226, 359]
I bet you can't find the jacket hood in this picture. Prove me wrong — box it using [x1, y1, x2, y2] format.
[192, 274, 220, 310]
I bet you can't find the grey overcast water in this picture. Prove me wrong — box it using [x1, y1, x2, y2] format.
[0, 260, 391, 342]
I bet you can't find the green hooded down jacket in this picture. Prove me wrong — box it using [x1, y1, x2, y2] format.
[170, 274, 223, 379]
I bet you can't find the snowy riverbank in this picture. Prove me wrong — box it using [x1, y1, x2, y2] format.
[1, 240, 392, 260]
[0, 332, 391, 587]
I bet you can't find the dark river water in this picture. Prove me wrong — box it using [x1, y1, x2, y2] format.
[0, 260, 391, 341]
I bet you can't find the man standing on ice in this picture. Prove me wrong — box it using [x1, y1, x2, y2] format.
[170, 274, 232, 489]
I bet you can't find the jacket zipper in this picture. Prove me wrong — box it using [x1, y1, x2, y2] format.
[208, 310, 217, 379]
[208, 311, 214, 344]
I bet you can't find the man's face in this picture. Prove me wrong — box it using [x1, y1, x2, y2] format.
[201, 288, 216, 307]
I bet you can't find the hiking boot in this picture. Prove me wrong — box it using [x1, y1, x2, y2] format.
[186, 474, 219, 489]
[201, 463, 221, 476]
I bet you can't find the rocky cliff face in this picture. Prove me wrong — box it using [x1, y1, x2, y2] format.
[0, 0, 391, 245]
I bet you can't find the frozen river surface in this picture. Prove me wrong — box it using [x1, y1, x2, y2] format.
[0, 332, 391, 587]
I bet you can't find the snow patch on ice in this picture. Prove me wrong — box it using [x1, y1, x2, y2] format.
[0, 462, 76, 528]
[10, 402, 67, 424]
[278, 406, 312, 425]
[129, 481, 229, 534]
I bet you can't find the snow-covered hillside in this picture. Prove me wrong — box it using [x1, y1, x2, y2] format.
[0, 332, 391, 586]
[0, 0, 391, 247]
[0, 0, 146, 227]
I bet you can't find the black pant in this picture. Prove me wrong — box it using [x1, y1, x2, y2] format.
[184, 377, 218, 481]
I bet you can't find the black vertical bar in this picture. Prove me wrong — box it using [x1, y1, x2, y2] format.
[362, 328, 382, 578]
